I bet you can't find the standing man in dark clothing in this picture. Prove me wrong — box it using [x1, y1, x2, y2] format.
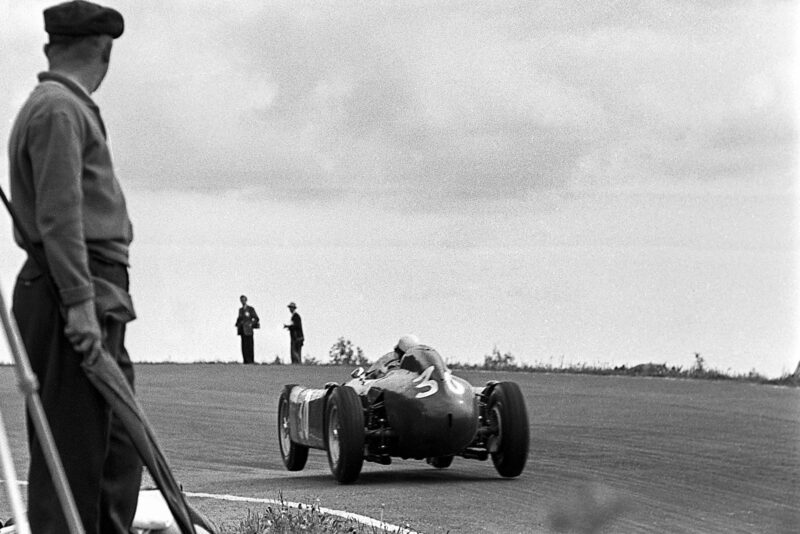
[284, 301, 304, 364]
[235, 294, 260, 364]
[7, 2, 141, 532]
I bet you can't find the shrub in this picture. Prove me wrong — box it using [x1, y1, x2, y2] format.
[328, 337, 369, 366]
[483, 346, 516, 369]
[303, 354, 321, 365]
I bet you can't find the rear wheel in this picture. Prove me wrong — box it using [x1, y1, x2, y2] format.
[487, 382, 529, 477]
[278, 390, 308, 471]
[426, 455, 454, 469]
[325, 386, 365, 484]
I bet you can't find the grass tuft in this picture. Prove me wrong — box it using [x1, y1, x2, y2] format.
[218, 494, 405, 534]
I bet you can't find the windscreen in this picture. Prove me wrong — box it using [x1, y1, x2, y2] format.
[399, 345, 448, 375]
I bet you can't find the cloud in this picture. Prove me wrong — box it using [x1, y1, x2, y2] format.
[3, 1, 796, 205]
[0, 2, 796, 376]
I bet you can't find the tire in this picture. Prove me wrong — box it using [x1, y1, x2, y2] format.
[487, 381, 529, 478]
[426, 455, 454, 469]
[278, 389, 309, 471]
[325, 386, 365, 484]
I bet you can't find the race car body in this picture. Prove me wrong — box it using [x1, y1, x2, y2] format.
[277, 344, 529, 483]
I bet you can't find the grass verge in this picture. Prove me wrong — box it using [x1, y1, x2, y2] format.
[217, 495, 412, 534]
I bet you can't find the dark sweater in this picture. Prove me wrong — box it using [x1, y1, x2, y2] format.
[8, 71, 132, 305]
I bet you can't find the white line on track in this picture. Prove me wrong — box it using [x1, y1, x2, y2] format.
[1, 480, 419, 534]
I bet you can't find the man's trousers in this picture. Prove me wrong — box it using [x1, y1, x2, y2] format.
[290, 338, 303, 364]
[12, 257, 142, 534]
[241, 335, 254, 364]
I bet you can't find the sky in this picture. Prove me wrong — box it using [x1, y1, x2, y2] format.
[0, 1, 798, 377]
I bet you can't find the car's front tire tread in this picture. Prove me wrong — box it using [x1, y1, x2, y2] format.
[488, 381, 529, 477]
[325, 386, 365, 484]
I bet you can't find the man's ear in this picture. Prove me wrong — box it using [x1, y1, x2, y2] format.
[101, 41, 112, 64]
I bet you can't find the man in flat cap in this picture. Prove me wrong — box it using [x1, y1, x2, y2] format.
[7, 2, 140, 532]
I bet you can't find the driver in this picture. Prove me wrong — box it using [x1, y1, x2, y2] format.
[366, 334, 420, 379]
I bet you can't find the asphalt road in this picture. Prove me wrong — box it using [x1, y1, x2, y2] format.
[1, 364, 798, 533]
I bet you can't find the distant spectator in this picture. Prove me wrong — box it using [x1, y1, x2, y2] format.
[235, 295, 259, 364]
[283, 302, 303, 364]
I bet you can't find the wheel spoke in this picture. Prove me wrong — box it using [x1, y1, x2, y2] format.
[488, 404, 503, 452]
[280, 417, 290, 450]
[328, 407, 340, 464]
[279, 401, 291, 454]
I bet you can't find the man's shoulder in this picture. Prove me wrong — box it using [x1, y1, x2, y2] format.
[22, 82, 86, 122]
[34, 76, 83, 102]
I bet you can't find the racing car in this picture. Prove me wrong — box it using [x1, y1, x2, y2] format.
[277, 342, 530, 483]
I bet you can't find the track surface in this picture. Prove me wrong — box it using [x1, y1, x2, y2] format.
[1, 364, 798, 533]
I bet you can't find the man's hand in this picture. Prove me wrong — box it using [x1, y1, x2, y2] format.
[64, 299, 102, 355]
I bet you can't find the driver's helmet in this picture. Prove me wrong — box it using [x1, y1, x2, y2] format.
[394, 334, 420, 356]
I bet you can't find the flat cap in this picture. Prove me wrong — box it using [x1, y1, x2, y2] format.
[44, 1, 124, 38]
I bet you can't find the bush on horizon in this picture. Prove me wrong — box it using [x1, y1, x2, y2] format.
[79, 342, 796, 387]
[447, 348, 797, 387]
[327, 337, 369, 366]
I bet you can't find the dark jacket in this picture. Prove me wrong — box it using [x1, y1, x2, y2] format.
[288, 311, 303, 342]
[235, 305, 260, 336]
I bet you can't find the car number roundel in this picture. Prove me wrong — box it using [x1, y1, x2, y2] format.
[413, 366, 466, 398]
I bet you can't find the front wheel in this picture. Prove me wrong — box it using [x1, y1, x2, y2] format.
[487, 382, 529, 477]
[325, 386, 365, 484]
[278, 389, 308, 471]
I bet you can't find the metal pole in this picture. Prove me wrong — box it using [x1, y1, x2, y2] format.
[0, 283, 85, 534]
[0, 405, 29, 534]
